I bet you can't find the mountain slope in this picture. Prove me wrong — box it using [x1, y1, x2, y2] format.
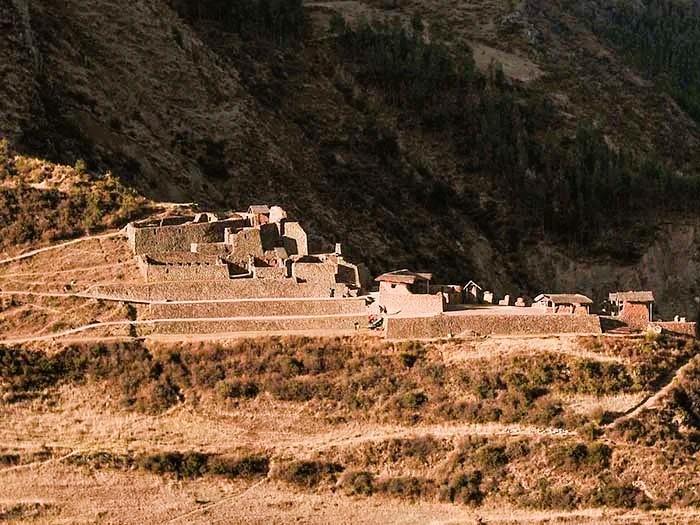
[0, 0, 699, 314]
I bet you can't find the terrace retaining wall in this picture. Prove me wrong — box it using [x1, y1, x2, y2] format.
[88, 280, 346, 302]
[141, 298, 367, 319]
[135, 314, 367, 335]
[656, 322, 697, 337]
[139, 262, 231, 282]
[385, 313, 602, 339]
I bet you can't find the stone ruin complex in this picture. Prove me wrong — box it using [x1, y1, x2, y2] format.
[75, 208, 695, 340]
[122, 206, 370, 300]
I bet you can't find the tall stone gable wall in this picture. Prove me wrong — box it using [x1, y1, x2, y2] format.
[620, 303, 651, 330]
[282, 222, 308, 256]
[385, 313, 602, 339]
[129, 219, 244, 255]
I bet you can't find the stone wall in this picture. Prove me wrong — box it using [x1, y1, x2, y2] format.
[378, 282, 444, 315]
[229, 228, 265, 259]
[141, 298, 367, 319]
[128, 219, 243, 254]
[255, 266, 287, 279]
[282, 221, 308, 256]
[88, 279, 341, 301]
[141, 261, 231, 282]
[656, 321, 697, 337]
[620, 303, 651, 330]
[259, 223, 280, 250]
[135, 314, 367, 335]
[385, 313, 602, 339]
[192, 242, 229, 256]
[292, 260, 337, 287]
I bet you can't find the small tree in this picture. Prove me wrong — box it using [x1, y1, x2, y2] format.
[74, 158, 87, 175]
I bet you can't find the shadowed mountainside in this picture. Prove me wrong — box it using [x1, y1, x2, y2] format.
[0, 0, 699, 314]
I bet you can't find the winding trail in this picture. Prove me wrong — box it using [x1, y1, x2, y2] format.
[0, 313, 367, 345]
[0, 231, 123, 266]
[610, 354, 700, 426]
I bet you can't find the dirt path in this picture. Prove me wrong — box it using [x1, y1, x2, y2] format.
[0, 231, 123, 266]
[271, 422, 575, 457]
[441, 335, 625, 363]
[0, 313, 368, 344]
[610, 354, 700, 426]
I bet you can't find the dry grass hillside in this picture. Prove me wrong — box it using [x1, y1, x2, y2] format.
[1, 334, 700, 523]
[1, 0, 700, 315]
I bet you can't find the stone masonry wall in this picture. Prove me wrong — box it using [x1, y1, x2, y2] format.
[379, 288, 444, 316]
[129, 219, 243, 254]
[282, 221, 308, 256]
[89, 279, 339, 301]
[135, 314, 367, 336]
[142, 262, 231, 282]
[255, 266, 287, 279]
[656, 321, 697, 337]
[141, 298, 367, 319]
[385, 313, 602, 339]
[292, 261, 337, 286]
[620, 303, 651, 330]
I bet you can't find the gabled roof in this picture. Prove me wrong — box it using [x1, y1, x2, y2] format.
[465, 280, 482, 290]
[248, 205, 271, 214]
[535, 293, 593, 305]
[609, 291, 655, 303]
[375, 269, 433, 285]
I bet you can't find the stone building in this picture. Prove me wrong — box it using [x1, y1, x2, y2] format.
[533, 293, 593, 315]
[609, 291, 655, 330]
[125, 206, 366, 297]
[464, 280, 483, 303]
[375, 269, 445, 315]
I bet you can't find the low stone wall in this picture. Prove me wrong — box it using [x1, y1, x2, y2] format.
[89, 279, 341, 302]
[255, 266, 287, 279]
[135, 314, 367, 335]
[385, 313, 602, 339]
[656, 322, 697, 337]
[141, 298, 367, 319]
[192, 243, 229, 256]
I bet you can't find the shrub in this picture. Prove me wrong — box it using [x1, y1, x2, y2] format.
[217, 379, 259, 399]
[181, 451, 209, 478]
[208, 454, 269, 478]
[376, 476, 436, 500]
[138, 452, 185, 476]
[340, 470, 375, 496]
[74, 159, 87, 175]
[274, 460, 344, 488]
[396, 389, 428, 409]
[550, 442, 612, 472]
[439, 471, 483, 505]
[137, 451, 208, 478]
[590, 479, 648, 509]
[474, 445, 508, 471]
[527, 478, 580, 510]
[0, 453, 20, 466]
